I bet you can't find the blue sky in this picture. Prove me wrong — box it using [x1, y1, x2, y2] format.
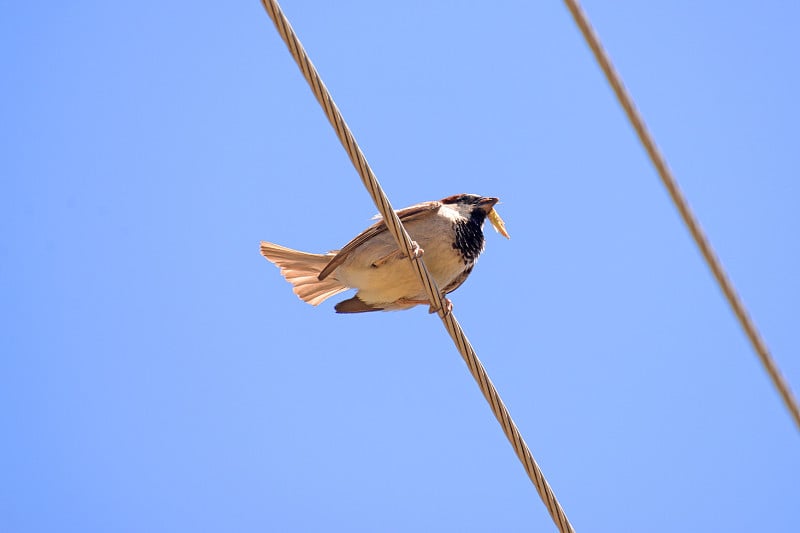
[3, 1, 799, 531]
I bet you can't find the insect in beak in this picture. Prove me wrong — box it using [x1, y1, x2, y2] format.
[488, 208, 510, 239]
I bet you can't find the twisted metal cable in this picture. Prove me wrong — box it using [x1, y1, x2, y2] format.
[563, 0, 800, 430]
[260, 1, 575, 530]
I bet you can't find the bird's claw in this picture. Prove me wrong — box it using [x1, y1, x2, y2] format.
[410, 241, 424, 259]
[428, 297, 453, 316]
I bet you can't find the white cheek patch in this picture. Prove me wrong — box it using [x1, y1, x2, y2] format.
[440, 205, 463, 222]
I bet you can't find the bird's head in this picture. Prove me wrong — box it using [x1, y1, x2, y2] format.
[441, 193, 499, 219]
[441, 194, 510, 239]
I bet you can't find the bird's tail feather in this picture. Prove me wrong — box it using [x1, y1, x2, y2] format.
[259, 241, 347, 306]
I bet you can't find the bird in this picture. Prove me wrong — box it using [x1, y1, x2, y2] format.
[259, 193, 509, 314]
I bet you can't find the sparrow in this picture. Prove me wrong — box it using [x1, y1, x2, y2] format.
[259, 193, 509, 313]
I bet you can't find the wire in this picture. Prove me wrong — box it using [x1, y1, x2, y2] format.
[562, 0, 800, 430]
[259, 0, 576, 531]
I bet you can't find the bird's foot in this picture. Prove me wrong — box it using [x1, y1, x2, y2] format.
[410, 240, 424, 259]
[397, 295, 452, 316]
[373, 241, 425, 268]
[428, 297, 453, 316]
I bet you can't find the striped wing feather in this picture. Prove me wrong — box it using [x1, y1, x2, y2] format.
[317, 201, 441, 280]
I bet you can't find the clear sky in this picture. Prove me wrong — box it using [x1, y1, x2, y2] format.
[3, 1, 799, 532]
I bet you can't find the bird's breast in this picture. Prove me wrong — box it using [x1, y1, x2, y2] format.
[334, 215, 473, 305]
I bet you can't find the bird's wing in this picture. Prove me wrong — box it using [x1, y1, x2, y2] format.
[318, 201, 441, 280]
[334, 296, 384, 313]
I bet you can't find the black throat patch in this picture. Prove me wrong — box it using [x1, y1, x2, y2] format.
[451, 210, 486, 264]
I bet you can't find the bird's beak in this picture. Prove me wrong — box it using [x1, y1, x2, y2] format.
[478, 197, 500, 213]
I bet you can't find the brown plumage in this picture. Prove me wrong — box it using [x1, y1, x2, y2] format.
[257, 243, 346, 306]
[260, 194, 507, 313]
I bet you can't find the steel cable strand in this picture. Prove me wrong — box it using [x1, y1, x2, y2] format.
[260, 1, 576, 530]
[563, 0, 800, 430]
